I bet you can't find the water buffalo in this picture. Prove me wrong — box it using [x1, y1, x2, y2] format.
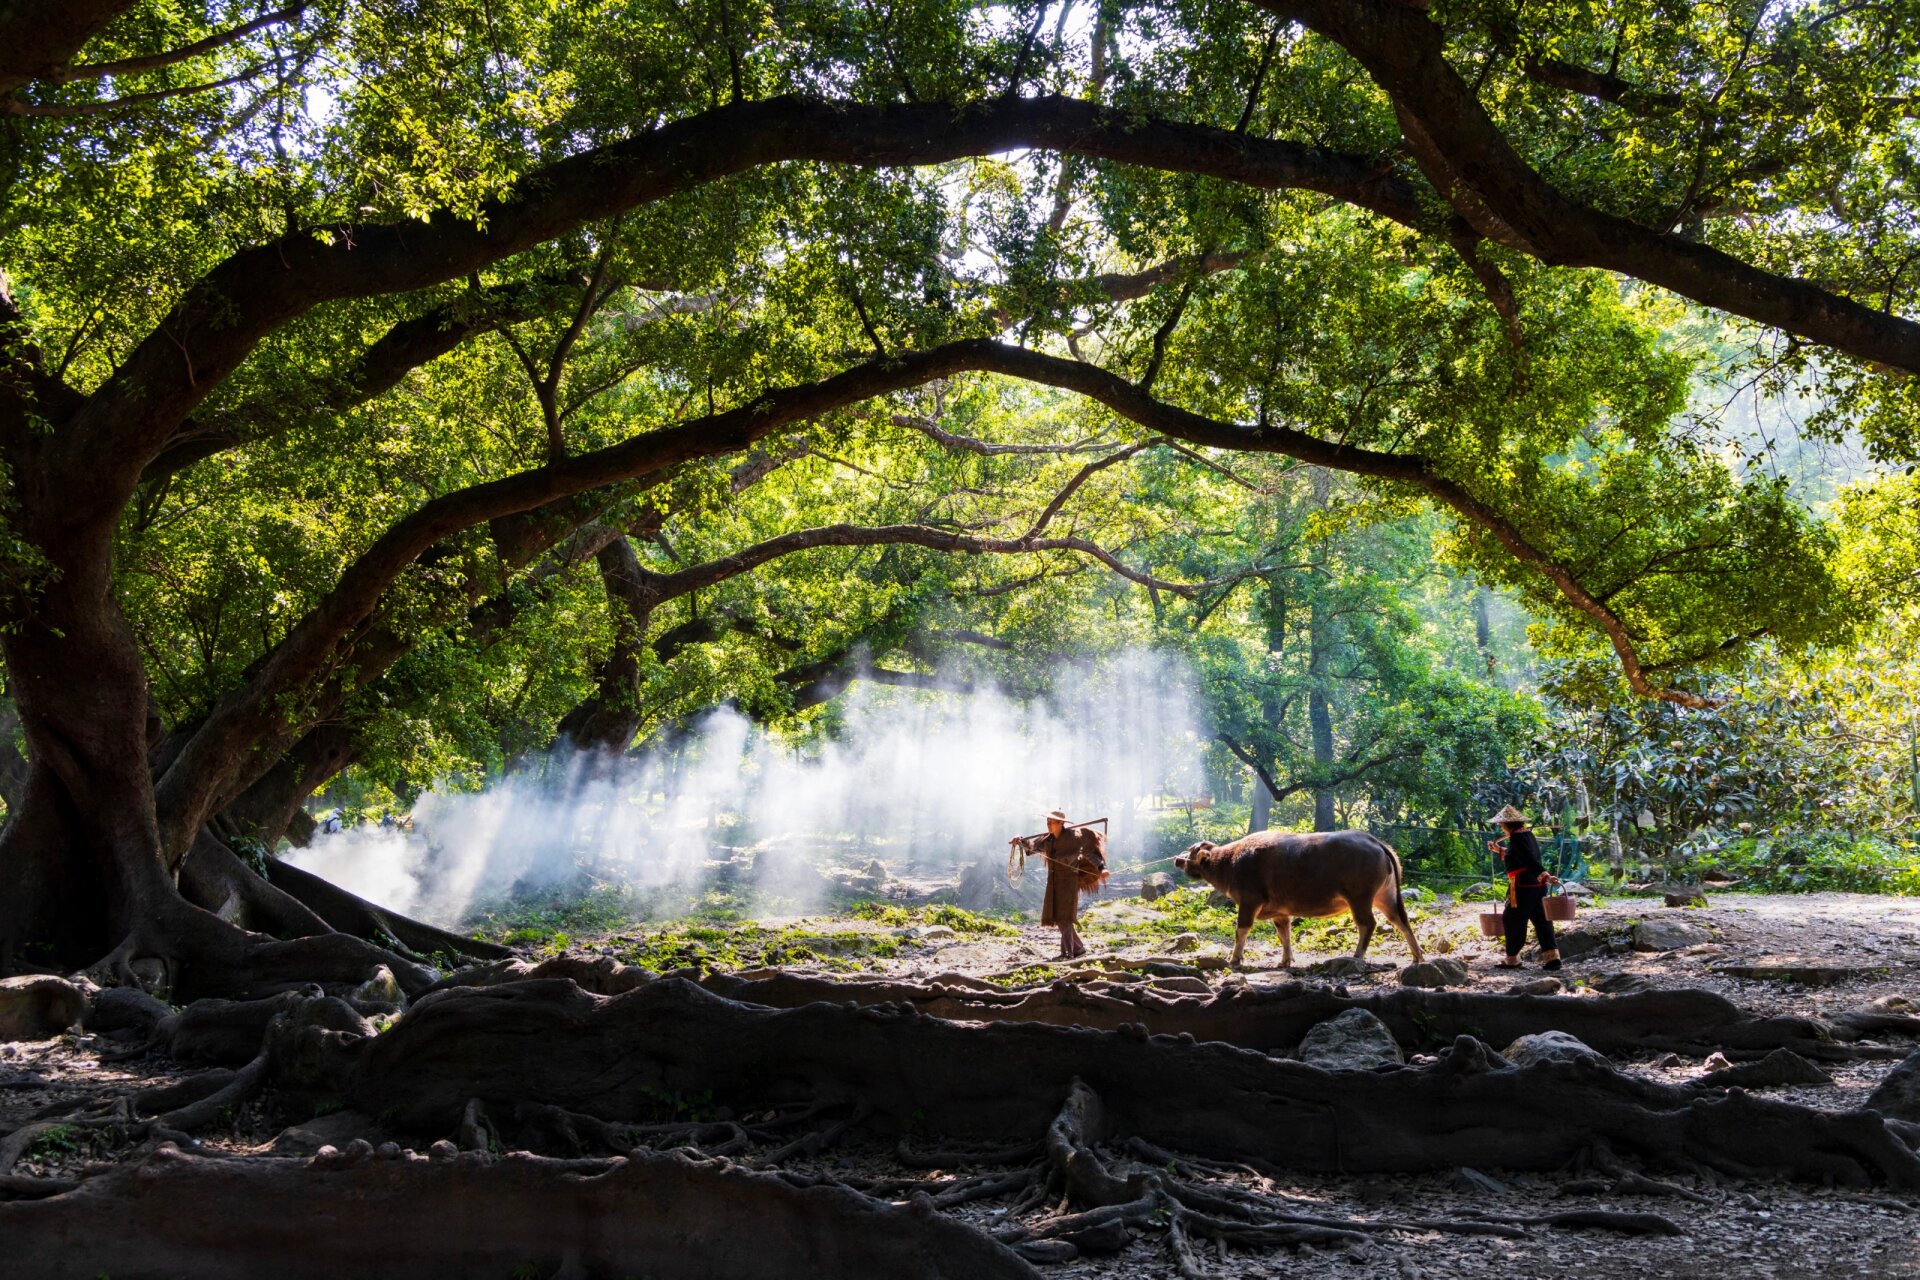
[1173, 829, 1424, 968]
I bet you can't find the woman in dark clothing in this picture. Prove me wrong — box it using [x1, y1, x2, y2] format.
[1488, 804, 1562, 970]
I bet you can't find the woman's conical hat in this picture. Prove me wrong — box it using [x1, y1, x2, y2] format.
[1489, 804, 1530, 827]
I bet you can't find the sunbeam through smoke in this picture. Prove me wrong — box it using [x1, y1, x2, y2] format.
[289, 649, 1207, 924]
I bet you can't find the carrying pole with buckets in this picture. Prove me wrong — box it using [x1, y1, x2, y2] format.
[1477, 803, 1577, 939]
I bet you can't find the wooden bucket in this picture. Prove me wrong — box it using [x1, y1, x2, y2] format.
[1477, 911, 1505, 938]
[1544, 892, 1577, 922]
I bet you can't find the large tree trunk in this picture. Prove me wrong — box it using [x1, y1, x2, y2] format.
[0, 510, 178, 968]
[1307, 690, 1336, 831]
[1307, 472, 1337, 832]
[555, 536, 655, 753]
[0, 498, 472, 993]
[692, 969, 1895, 1062]
[0, 695, 29, 815]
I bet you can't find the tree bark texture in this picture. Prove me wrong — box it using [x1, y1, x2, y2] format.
[691, 969, 1881, 1062]
[0, 1143, 1040, 1280]
[322, 979, 1920, 1187]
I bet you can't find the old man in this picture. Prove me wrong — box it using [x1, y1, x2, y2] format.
[1011, 809, 1107, 959]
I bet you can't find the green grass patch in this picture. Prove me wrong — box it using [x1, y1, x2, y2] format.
[985, 965, 1057, 988]
[26, 1125, 79, 1160]
[612, 920, 908, 974]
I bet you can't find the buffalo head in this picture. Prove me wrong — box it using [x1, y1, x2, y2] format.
[1173, 840, 1219, 875]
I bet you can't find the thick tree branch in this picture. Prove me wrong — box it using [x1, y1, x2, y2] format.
[44, 4, 305, 83]
[1216, 735, 1286, 804]
[1257, 0, 1920, 377]
[1021, 441, 1154, 539]
[67, 93, 1420, 531]
[141, 272, 623, 485]
[0, 0, 138, 96]
[1519, 56, 1685, 116]
[949, 343, 1724, 709]
[641, 520, 1202, 603]
[4, 66, 263, 116]
[155, 336, 1727, 856]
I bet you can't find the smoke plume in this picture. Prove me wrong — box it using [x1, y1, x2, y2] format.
[288, 648, 1206, 925]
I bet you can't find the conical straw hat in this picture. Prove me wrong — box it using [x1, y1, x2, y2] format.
[1489, 804, 1530, 827]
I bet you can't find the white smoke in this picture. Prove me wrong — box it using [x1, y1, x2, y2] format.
[288, 648, 1207, 925]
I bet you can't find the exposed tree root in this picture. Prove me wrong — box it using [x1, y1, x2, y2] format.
[262, 858, 510, 964]
[0, 1143, 1042, 1280]
[178, 832, 335, 939]
[177, 830, 508, 974]
[153, 1048, 269, 1133]
[0, 1173, 76, 1200]
[978, 1078, 1682, 1269]
[95, 896, 439, 1003]
[321, 979, 1920, 1188]
[422, 952, 656, 999]
[696, 969, 1891, 1061]
[161, 990, 372, 1064]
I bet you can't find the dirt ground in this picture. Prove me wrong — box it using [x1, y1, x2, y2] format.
[4, 888, 1917, 1278]
[824, 890, 1920, 1278]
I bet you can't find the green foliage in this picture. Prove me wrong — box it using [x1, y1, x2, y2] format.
[1511, 615, 1920, 886]
[26, 1125, 79, 1160]
[917, 904, 1019, 936]
[985, 965, 1056, 989]
[6, 0, 1913, 904]
[468, 884, 645, 947]
[846, 900, 911, 927]
[1711, 835, 1920, 896]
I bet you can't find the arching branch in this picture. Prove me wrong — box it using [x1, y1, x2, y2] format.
[1257, 0, 1920, 377]
[156, 336, 1736, 857]
[43, 5, 305, 83]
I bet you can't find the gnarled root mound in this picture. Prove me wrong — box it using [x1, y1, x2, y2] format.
[0, 1143, 1039, 1280]
[178, 831, 508, 977]
[328, 978, 1920, 1188]
[697, 970, 1890, 1061]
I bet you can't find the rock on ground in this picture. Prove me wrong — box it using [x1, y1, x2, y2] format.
[0, 975, 87, 1041]
[352, 966, 406, 1012]
[1631, 918, 1713, 951]
[1502, 1030, 1606, 1068]
[1551, 928, 1616, 959]
[1589, 972, 1652, 994]
[1399, 959, 1470, 989]
[1308, 956, 1373, 979]
[1139, 872, 1176, 902]
[1866, 1048, 1920, 1122]
[1297, 1007, 1404, 1071]
[266, 1109, 386, 1156]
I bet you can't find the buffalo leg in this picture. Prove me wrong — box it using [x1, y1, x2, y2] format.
[1377, 891, 1425, 962]
[1232, 901, 1258, 967]
[1350, 904, 1377, 960]
[1274, 917, 1294, 968]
